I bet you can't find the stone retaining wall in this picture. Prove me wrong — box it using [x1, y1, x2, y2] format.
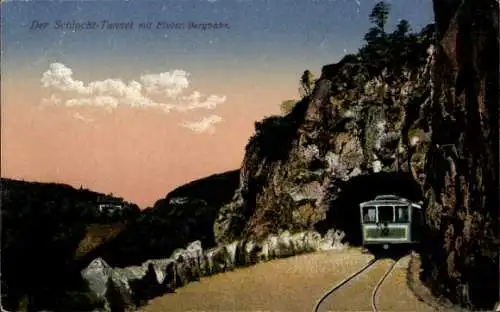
[81, 228, 347, 311]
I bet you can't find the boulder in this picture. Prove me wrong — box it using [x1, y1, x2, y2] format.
[263, 234, 279, 260]
[318, 229, 347, 251]
[203, 246, 231, 275]
[81, 258, 135, 311]
[290, 232, 307, 254]
[81, 258, 113, 300]
[303, 230, 322, 252]
[275, 231, 295, 258]
[170, 249, 198, 287]
[239, 239, 261, 266]
[144, 259, 177, 287]
[184, 240, 204, 279]
[224, 240, 239, 269]
[106, 270, 134, 311]
[127, 259, 176, 305]
[257, 238, 271, 262]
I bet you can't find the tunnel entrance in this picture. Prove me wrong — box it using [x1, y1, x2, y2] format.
[314, 171, 423, 246]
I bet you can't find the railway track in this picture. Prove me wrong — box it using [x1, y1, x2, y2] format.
[313, 256, 402, 312]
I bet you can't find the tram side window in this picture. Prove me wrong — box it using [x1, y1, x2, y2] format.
[363, 206, 377, 223]
[396, 206, 409, 223]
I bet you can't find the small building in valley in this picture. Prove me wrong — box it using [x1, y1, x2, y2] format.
[96, 195, 124, 214]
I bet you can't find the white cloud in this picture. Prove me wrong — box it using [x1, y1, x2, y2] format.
[140, 70, 189, 97]
[65, 96, 120, 112]
[175, 92, 227, 111]
[180, 114, 223, 134]
[41, 63, 87, 93]
[40, 62, 226, 114]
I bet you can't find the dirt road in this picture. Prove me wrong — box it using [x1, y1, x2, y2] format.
[141, 249, 437, 312]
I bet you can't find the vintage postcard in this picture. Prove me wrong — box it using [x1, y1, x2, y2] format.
[1, 0, 499, 311]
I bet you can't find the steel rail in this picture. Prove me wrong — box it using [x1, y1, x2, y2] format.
[312, 257, 378, 312]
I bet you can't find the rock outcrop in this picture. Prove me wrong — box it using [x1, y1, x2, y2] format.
[214, 24, 435, 245]
[420, 0, 499, 309]
[81, 229, 347, 311]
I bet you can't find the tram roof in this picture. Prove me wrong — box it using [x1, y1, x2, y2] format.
[359, 195, 422, 209]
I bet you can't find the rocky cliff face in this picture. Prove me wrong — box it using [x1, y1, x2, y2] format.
[214, 25, 435, 245]
[420, 0, 499, 309]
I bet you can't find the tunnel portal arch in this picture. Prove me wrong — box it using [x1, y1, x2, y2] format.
[315, 171, 423, 245]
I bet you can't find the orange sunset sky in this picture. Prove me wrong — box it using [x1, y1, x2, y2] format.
[1, 0, 434, 207]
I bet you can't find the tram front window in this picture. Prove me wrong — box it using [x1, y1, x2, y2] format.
[378, 205, 394, 223]
[363, 206, 377, 223]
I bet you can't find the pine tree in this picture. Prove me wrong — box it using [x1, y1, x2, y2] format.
[299, 70, 315, 97]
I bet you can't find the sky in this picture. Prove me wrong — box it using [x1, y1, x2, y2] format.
[1, 0, 435, 208]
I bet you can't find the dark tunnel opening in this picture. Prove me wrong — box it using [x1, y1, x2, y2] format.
[314, 171, 423, 245]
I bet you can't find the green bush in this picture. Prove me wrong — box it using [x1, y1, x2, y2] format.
[247, 115, 299, 161]
[280, 99, 298, 115]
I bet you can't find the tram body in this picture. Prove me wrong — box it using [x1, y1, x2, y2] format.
[359, 195, 423, 249]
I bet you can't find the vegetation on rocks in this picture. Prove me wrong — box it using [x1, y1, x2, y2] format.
[280, 99, 297, 115]
[299, 69, 316, 97]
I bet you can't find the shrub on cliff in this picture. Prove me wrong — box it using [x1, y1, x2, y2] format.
[299, 69, 316, 97]
[248, 116, 297, 160]
[248, 97, 310, 160]
[280, 99, 298, 115]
